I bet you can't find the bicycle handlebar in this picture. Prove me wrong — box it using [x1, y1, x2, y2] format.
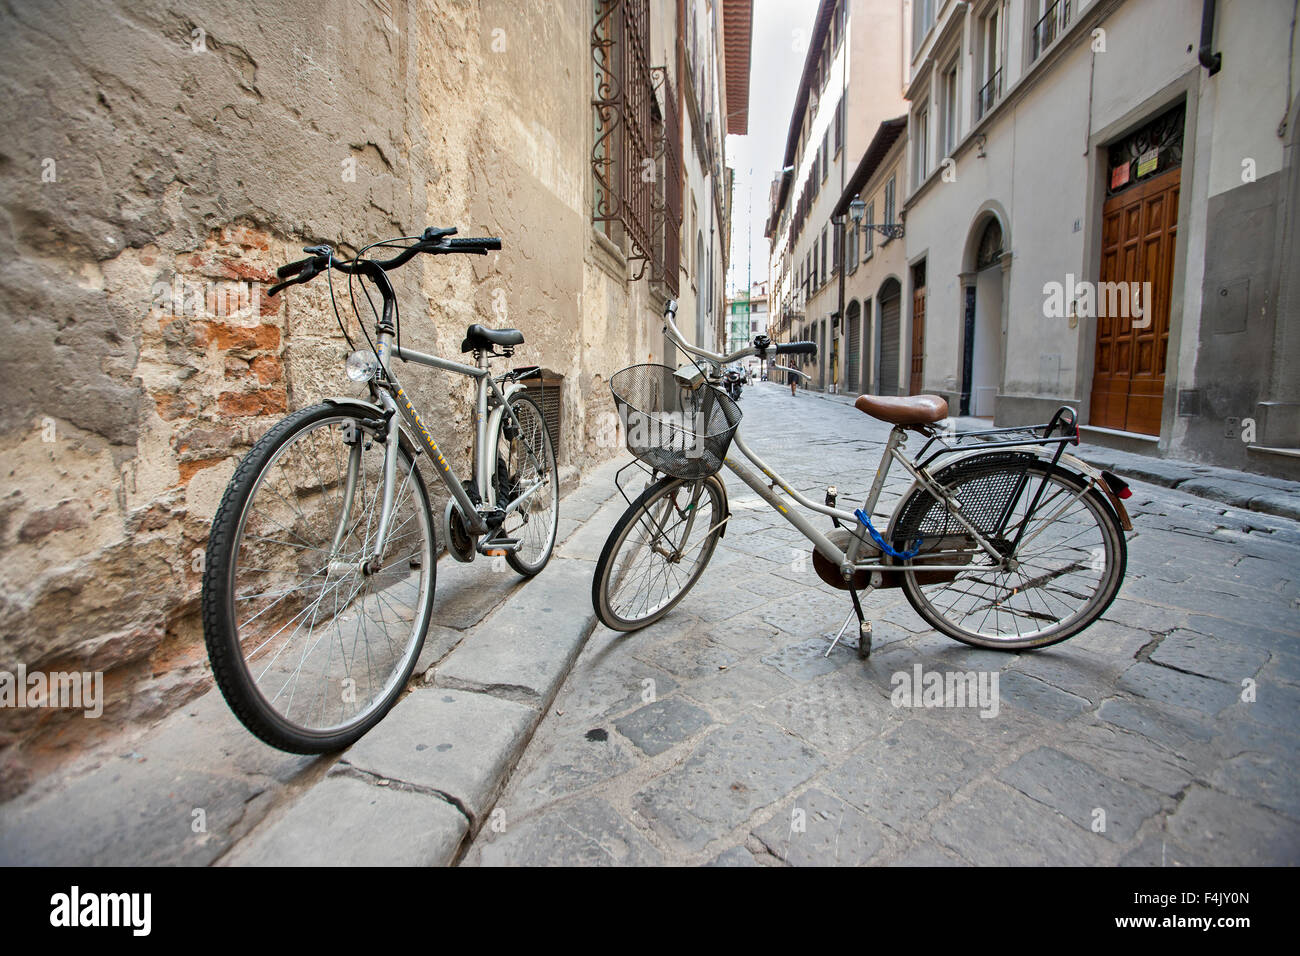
[659, 299, 818, 366]
[267, 227, 502, 296]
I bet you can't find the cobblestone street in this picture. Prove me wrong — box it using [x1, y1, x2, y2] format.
[463, 382, 1300, 866]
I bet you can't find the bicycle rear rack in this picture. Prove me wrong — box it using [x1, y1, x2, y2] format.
[914, 405, 1080, 471]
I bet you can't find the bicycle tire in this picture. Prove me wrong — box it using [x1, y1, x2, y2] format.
[494, 392, 559, 576]
[592, 474, 727, 631]
[202, 402, 436, 753]
[890, 456, 1126, 650]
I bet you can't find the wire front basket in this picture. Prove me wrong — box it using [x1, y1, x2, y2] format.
[609, 364, 742, 480]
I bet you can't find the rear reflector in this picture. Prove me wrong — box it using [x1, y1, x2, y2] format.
[1101, 470, 1132, 499]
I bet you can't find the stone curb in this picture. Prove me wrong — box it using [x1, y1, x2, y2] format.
[223, 460, 631, 866]
[799, 386, 1300, 522]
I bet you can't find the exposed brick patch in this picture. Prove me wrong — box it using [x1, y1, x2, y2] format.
[251, 354, 283, 384]
[199, 321, 281, 353]
[153, 391, 197, 421]
[214, 256, 275, 284]
[217, 389, 287, 418]
[178, 457, 228, 483]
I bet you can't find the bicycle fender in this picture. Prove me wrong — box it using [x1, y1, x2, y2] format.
[709, 472, 730, 537]
[323, 396, 384, 416]
[322, 396, 421, 459]
[1059, 452, 1133, 532]
[483, 381, 530, 508]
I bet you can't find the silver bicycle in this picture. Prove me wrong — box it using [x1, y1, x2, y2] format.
[593, 300, 1133, 657]
[203, 227, 559, 753]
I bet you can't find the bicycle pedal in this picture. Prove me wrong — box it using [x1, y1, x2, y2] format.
[477, 537, 519, 555]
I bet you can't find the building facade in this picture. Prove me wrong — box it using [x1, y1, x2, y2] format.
[725, 280, 768, 374]
[834, 116, 909, 396]
[0, 0, 749, 792]
[900, 0, 1299, 476]
[764, 0, 908, 389]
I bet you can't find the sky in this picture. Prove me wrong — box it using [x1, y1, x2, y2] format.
[724, 0, 818, 297]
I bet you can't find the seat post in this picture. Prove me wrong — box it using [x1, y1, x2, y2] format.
[860, 426, 907, 518]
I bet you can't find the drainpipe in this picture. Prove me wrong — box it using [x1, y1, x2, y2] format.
[835, 216, 846, 394]
[1198, 0, 1222, 75]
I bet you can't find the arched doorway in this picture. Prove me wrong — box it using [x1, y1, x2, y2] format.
[877, 278, 902, 396]
[845, 299, 862, 393]
[963, 216, 1004, 418]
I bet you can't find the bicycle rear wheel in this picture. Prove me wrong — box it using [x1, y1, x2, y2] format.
[493, 392, 559, 576]
[202, 403, 436, 753]
[593, 475, 727, 631]
[892, 456, 1125, 650]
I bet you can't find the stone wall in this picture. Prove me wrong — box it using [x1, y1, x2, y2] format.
[0, 0, 670, 794]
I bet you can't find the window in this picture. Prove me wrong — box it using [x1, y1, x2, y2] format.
[941, 61, 959, 157]
[846, 215, 857, 270]
[977, 5, 1004, 119]
[821, 130, 830, 182]
[834, 97, 844, 154]
[591, 0, 657, 273]
[912, 0, 936, 54]
[821, 226, 828, 285]
[913, 102, 930, 184]
[1029, 0, 1073, 64]
[864, 200, 875, 259]
[832, 222, 841, 276]
[883, 176, 896, 243]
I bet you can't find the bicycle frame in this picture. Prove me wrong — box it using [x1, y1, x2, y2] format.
[328, 270, 546, 569]
[658, 307, 1103, 586]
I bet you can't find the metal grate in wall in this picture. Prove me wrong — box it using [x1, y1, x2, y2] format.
[524, 376, 563, 458]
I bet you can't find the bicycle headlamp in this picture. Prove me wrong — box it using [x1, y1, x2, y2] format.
[345, 350, 381, 382]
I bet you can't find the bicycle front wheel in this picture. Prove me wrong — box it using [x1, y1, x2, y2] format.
[593, 474, 727, 631]
[202, 403, 436, 753]
[892, 457, 1126, 650]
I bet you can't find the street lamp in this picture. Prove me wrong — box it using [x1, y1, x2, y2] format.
[849, 196, 866, 225]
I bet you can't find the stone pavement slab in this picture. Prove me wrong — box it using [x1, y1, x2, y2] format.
[750, 788, 885, 866]
[341, 688, 535, 820]
[472, 796, 662, 866]
[432, 556, 597, 704]
[997, 746, 1161, 843]
[223, 775, 467, 866]
[614, 697, 713, 756]
[931, 782, 1109, 865]
[632, 716, 827, 852]
[0, 753, 266, 866]
[1165, 785, 1300, 865]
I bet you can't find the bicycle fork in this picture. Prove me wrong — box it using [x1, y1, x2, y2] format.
[328, 394, 407, 577]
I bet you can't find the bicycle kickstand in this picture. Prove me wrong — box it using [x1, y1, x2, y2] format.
[825, 582, 874, 659]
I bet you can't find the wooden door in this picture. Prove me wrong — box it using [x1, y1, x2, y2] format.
[910, 284, 926, 395]
[1089, 167, 1179, 434]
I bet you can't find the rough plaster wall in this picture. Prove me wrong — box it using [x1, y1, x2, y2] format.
[0, 0, 651, 793]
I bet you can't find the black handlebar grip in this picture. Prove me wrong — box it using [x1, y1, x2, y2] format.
[776, 341, 817, 355]
[444, 237, 501, 253]
[276, 257, 312, 279]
